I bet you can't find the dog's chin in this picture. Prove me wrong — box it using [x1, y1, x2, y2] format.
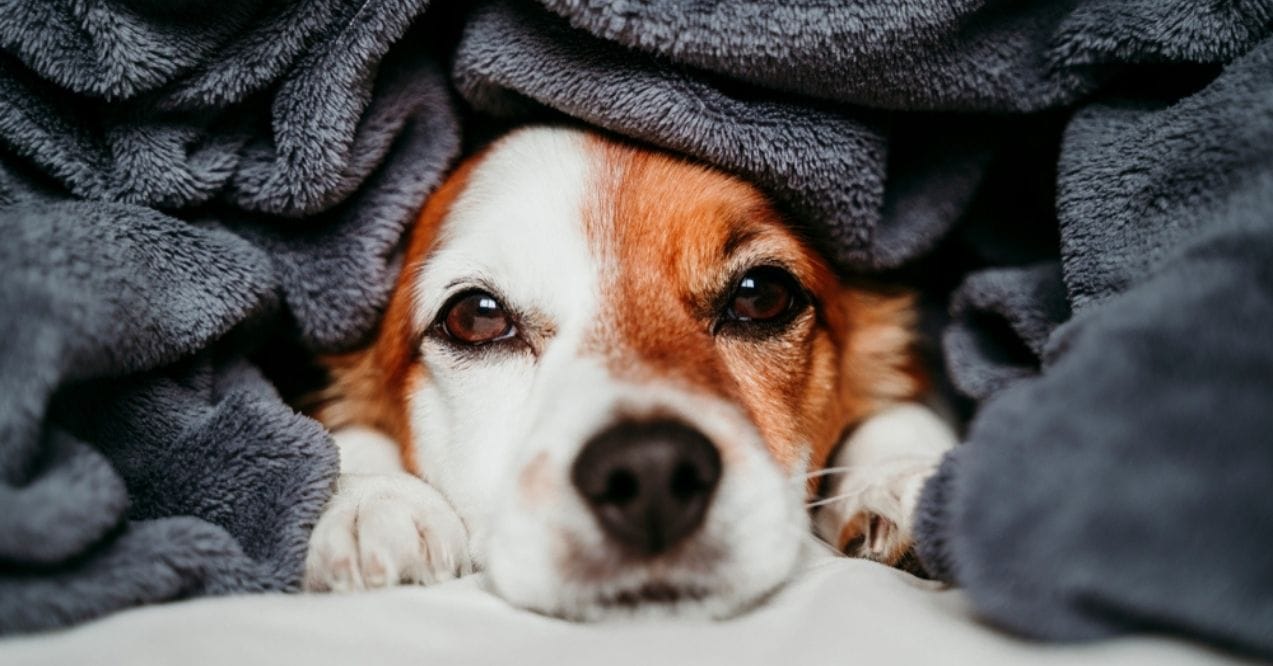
[509, 578, 783, 622]
[485, 539, 802, 622]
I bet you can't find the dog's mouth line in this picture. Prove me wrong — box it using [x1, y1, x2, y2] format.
[595, 581, 712, 608]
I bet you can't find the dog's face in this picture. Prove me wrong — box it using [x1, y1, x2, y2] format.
[324, 127, 919, 619]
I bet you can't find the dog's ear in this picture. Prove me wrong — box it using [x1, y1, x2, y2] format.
[831, 287, 927, 429]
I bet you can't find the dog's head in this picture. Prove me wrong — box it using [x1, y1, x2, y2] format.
[322, 127, 920, 619]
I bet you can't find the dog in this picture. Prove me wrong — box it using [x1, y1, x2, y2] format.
[302, 126, 956, 619]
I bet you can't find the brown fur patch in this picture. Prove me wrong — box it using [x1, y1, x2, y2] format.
[578, 135, 923, 473]
[310, 154, 487, 474]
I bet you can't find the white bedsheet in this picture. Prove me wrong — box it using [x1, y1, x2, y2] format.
[1, 553, 1246, 665]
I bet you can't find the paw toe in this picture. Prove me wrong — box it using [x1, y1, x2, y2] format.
[835, 510, 910, 564]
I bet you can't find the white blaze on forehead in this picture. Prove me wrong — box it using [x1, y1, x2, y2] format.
[411, 127, 601, 337]
[405, 127, 606, 558]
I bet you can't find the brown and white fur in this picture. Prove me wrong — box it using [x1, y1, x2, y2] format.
[303, 126, 956, 619]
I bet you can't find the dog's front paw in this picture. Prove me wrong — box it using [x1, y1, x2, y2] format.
[304, 474, 471, 592]
[813, 457, 937, 564]
[811, 403, 954, 566]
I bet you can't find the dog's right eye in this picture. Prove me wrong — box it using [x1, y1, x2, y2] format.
[712, 265, 809, 338]
[439, 290, 516, 345]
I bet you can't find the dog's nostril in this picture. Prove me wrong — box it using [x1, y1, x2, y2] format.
[572, 418, 722, 556]
[603, 469, 639, 504]
[671, 462, 707, 500]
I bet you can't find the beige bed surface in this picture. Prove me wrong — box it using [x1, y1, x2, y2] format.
[0, 553, 1246, 666]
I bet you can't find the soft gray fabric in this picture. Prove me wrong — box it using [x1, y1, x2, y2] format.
[917, 37, 1273, 656]
[943, 262, 1070, 401]
[0, 0, 460, 348]
[0, 0, 459, 633]
[534, 0, 1097, 111]
[451, 0, 1273, 658]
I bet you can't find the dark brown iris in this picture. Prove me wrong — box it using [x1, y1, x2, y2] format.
[728, 267, 797, 322]
[441, 290, 514, 344]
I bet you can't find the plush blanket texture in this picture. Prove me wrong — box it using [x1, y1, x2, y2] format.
[1, 0, 1270, 657]
[0, 0, 458, 633]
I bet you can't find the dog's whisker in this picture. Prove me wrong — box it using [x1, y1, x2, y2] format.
[803, 456, 941, 478]
[804, 463, 938, 510]
[805, 489, 873, 509]
[788, 465, 868, 487]
[798, 465, 865, 481]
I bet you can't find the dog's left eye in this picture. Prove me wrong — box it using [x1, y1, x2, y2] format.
[726, 266, 802, 324]
[440, 290, 515, 345]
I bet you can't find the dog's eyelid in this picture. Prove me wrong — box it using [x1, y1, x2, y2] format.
[724, 260, 807, 297]
[431, 277, 506, 321]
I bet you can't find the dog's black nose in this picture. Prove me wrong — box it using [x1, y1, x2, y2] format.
[571, 419, 722, 556]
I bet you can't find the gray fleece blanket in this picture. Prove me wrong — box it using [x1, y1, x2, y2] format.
[3, 0, 1272, 658]
[0, 0, 458, 633]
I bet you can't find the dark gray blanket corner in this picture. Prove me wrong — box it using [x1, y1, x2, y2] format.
[3, 0, 1273, 657]
[917, 35, 1273, 653]
[0, 0, 459, 634]
[450, 0, 1273, 657]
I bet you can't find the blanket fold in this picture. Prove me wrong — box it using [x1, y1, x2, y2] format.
[0, 0, 458, 633]
[921, 28, 1273, 657]
[942, 262, 1069, 400]
[535, 0, 1097, 111]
